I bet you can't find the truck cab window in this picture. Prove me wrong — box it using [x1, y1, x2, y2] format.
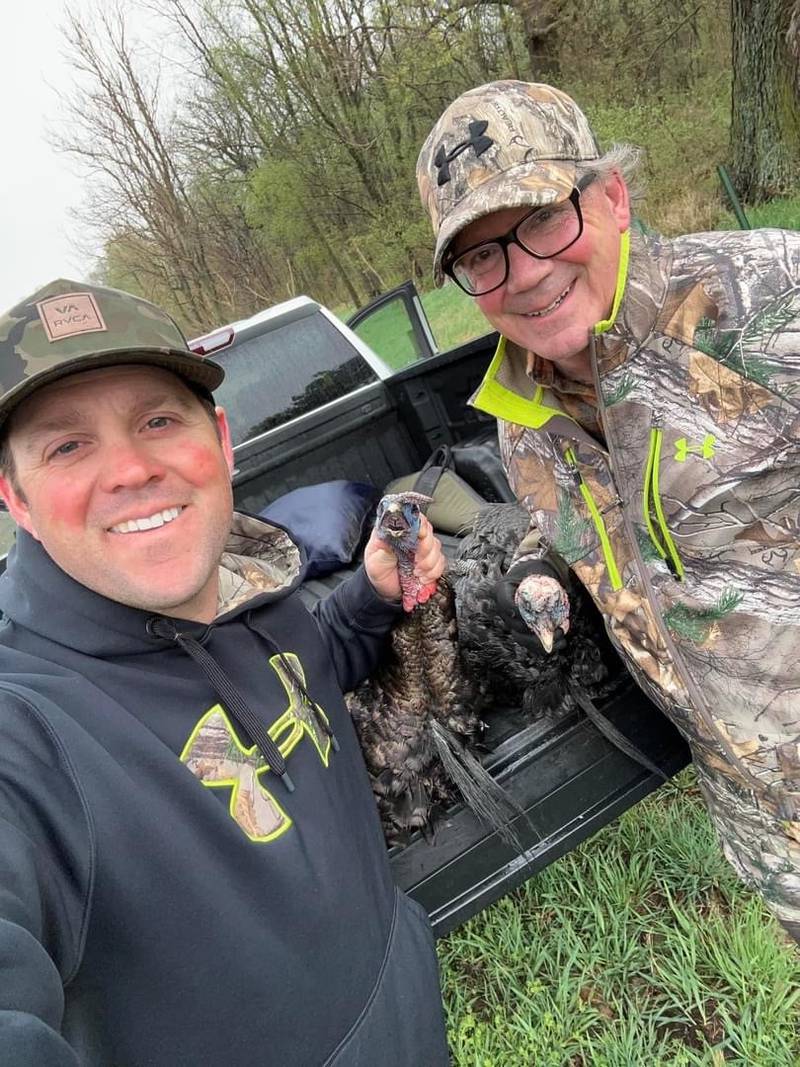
[213, 311, 378, 446]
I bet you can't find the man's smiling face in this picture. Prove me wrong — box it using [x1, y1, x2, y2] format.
[452, 172, 630, 378]
[0, 364, 235, 622]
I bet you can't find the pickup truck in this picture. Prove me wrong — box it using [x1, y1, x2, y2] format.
[186, 282, 691, 936]
[0, 286, 689, 937]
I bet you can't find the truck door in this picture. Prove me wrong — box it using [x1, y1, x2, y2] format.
[347, 281, 438, 369]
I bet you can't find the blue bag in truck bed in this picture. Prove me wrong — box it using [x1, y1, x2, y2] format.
[259, 480, 380, 578]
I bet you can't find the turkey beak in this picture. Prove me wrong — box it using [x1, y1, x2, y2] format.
[536, 626, 555, 654]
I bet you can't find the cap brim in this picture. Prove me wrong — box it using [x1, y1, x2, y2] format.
[0, 348, 225, 432]
[433, 160, 578, 285]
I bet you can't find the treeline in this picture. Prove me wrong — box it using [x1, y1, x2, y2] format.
[55, 0, 797, 334]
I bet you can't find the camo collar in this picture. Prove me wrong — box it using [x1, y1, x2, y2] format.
[590, 227, 672, 376]
[216, 511, 303, 617]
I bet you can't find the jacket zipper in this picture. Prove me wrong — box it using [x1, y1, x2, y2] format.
[621, 485, 780, 806]
[564, 446, 623, 591]
[643, 414, 684, 579]
[588, 336, 782, 808]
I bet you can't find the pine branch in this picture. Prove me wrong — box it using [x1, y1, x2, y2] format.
[634, 523, 666, 564]
[603, 372, 635, 408]
[664, 588, 744, 643]
[552, 489, 591, 564]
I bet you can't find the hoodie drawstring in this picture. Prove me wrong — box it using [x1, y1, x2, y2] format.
[245, 612, 340, 753]
[146, 616, 296, 792]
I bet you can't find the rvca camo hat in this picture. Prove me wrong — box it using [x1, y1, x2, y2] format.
[417, 80, 601, 285]
[0, 279, 225, 431]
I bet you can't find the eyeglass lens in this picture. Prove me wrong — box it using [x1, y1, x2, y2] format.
[452, 195, 582, 296]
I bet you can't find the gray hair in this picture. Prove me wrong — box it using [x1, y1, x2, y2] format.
[577, 143, 646, 204]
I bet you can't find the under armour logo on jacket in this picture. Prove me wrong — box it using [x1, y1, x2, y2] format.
[675, 434, 716, 462]
[434, 121, 494, 185]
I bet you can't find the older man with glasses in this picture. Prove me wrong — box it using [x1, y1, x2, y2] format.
[417, 80, 800, 945]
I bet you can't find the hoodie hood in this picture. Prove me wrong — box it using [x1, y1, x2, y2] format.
[0, 511, 304, 658]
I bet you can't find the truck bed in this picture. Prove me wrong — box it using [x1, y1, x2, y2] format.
[221, 317, 691, 935]
[0, 297, 692, 936]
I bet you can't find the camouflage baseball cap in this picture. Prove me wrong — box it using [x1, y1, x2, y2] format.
[0, 279, 225, 431]
[417, 81, 601, 284]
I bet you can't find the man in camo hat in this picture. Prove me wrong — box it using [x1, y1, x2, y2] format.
[0, 280, 449, 1063]
[418, 80, 800, 945]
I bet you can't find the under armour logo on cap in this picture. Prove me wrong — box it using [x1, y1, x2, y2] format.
[433, 120, 494, 186]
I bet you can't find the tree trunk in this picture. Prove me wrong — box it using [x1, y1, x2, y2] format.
[499, 5, 523, 80]
[730, 0, 800, 201]
[515, 0, 561, 81]
[306, 216, 363, 307]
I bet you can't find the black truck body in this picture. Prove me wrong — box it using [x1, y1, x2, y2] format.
[196, 287, 691, 936]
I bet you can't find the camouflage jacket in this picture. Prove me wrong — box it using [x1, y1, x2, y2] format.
[470, 227, 800, 869]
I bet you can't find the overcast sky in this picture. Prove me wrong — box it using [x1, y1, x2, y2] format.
[2, 2, 92, 309]
[3, 1, 170, 312]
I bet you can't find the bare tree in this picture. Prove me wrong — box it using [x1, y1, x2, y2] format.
[53, 0, 736, 324]
[54, 4, 274, 331]
[156, 0, 518, 303]
[431, 0, 560, 79]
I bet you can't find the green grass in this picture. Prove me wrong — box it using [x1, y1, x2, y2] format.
[419, 285, 492, 352]
[347, 298, 427, 371]
[718, 195, 800, 233]
[439, 768, 800, 1065]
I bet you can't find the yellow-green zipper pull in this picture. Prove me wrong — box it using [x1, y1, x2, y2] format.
[643, 415, 684, 580]
[564, 448, 623, 591]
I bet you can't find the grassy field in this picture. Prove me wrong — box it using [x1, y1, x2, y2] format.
[718, 196, 800, 233]
[440, 769, 800, 1065]
[339, 285, 491, 371]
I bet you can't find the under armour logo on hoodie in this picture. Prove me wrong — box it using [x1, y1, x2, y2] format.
[434, 121, 494, 186]
[180, 654, 332, 842]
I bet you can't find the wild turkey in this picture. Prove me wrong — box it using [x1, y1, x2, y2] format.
[450, 503, 619, 717]
[345, 493, 520, 846]
[347, 496, 630, 845]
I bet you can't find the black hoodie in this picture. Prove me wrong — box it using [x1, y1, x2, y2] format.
[0, 516, 449, 1065]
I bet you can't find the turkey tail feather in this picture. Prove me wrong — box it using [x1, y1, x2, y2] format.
[430, 720, 532, 854]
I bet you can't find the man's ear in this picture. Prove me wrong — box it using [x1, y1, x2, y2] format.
[215, 407, 235, 476]
[602, 170, 632, 232]
[0, 476, 38, 540]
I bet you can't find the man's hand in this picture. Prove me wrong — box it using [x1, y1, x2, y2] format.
[364, 515, 446, 602]
[495, 559, 568, 654]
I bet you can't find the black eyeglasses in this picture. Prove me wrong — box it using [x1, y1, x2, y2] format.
[444, 174, 596, 297]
